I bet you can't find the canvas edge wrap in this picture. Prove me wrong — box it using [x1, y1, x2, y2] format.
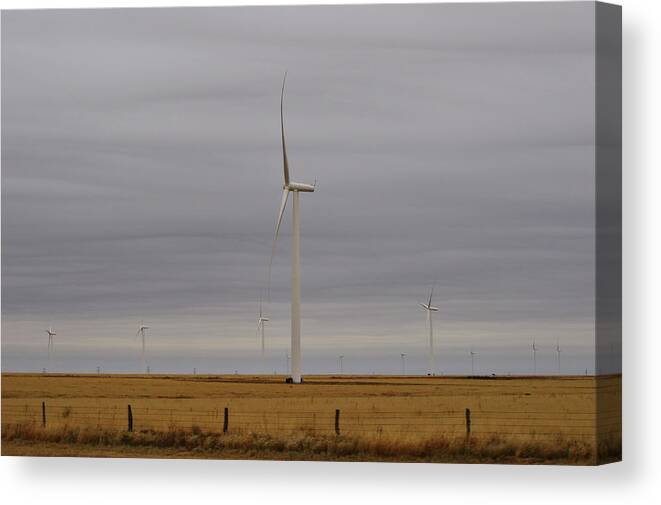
[595, 0, 622, 465]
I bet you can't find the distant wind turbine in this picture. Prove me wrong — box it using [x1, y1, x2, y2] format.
[257, 294, 269, 366]
[556, 340, 561, 374]
[268, 72, 317, 384]
[400, 353, 406, 375]
[420, 286, 439, 375]
[470, 348, 477, 376]
[338, 355, 344, 374]
[136, 320, 149, 371]
[532, 340, 538, 375]
[45, 326, 56, 364]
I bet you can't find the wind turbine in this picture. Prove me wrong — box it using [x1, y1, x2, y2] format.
[470, 348, 477, 376]
[256, 294, 269, 366]
[268, 72, 316, 384]
[45, 326, 56, 364]
[419, 286, 439, 375]
[136, 320, 149, 371]
[556, 340, 561, 374]
[532, 340, 538, 375]
[338, 355, 344, 374]
[400, 353, 406, 375]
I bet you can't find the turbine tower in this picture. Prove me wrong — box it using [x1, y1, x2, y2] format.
[532, 340, 538, 375]
[45, 326, 56, 365]
[556, 340, 561, 374]
[419, 286, 439, 375]
[269, 72, 316, 384]
[136, 320, 149, 371]
[470, 348, 477, 375]
[400, 353, 406, 375]
[338, 355, 344, 374]
[256, 294, 269, 367]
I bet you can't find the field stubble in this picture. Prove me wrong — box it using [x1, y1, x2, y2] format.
[1, 374, 621, 464]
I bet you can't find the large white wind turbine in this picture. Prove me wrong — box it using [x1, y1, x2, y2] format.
[420, 286, 439, 375]
[136, 320, 149, 371]
[45, 326, 56, 364]
[257, 294, 269, 365]
[269, 72, 316, 384]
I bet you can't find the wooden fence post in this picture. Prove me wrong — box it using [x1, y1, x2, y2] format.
[465, 408, 471, 436]
[335, 409, 340, 435]
[223, 407, 229, 433]
[42, 401, 46, 428]
[128, 404, 133, 432]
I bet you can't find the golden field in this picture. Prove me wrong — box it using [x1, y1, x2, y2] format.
[1, 373, 621, 464]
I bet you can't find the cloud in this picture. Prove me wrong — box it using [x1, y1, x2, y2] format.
[1, 3, 601, 374]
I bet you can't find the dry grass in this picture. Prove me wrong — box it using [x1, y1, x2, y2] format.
[1, 373, 621, 464]
[1, 422, 619, 464]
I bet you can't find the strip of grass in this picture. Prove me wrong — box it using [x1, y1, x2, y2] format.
[1, 423, 620, 465]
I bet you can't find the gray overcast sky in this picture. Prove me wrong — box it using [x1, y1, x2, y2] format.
[1, 2, 604, 375]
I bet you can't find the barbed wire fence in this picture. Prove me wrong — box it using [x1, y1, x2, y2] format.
[1, 402, 621, 441]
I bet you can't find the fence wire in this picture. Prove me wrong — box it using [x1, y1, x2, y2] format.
[1, 403, 622, 441]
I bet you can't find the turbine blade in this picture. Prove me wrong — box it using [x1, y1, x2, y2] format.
[267, 188, 290, 298]
[280, 71, 290, 186]
[428, 285, 434, 307]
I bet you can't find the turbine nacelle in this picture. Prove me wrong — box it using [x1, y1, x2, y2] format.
[137, 322, 149, 336]
[286, 182, 315, 193]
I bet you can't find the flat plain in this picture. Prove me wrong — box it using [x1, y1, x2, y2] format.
[1, 373, 621, 464]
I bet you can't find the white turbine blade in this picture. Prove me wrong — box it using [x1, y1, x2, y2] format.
[267, 188, 290, 298]
[428, 285, 434, 307]
[275, 189, 289, 247]
[419, 303, 428, 310]
[281, 71, 290, 186]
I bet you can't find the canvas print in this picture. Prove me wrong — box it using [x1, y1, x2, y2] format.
[1, 2, 621, 465]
